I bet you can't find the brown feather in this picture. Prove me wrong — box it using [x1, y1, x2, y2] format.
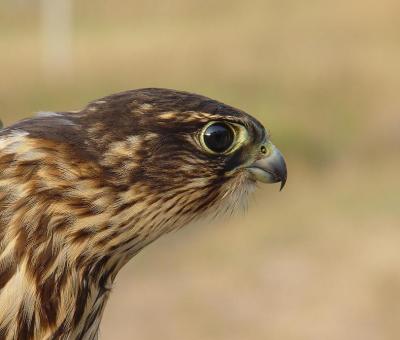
[0, 88, 270, 339]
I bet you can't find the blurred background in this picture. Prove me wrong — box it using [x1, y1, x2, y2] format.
[1, 1, 399, 339]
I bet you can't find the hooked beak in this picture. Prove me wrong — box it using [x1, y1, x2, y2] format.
[247, 143, 287, 190]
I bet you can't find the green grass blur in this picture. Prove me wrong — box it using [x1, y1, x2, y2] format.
[1, 1, 399, 339]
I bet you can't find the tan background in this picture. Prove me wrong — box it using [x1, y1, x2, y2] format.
[1, 1, 399, 339]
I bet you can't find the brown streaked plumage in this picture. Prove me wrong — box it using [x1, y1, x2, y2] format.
[0, 88, 286, 339]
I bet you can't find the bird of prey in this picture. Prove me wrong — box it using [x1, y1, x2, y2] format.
[0, 88, 286, 339]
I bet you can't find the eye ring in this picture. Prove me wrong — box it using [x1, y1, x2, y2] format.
[200, 122, 235, 154]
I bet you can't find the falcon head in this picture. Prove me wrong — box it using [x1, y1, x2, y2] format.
[80, 88, 287, 226]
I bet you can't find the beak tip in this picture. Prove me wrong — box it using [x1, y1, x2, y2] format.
[279, 164, 287, 191]
[279, 177, 287, 191]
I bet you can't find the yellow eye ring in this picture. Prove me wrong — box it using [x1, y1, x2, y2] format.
[199, 121, 248, 155]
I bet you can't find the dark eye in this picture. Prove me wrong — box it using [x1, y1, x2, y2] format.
[203, 123, 234, 153]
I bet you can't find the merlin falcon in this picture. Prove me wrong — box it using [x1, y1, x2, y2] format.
[0, 88, 287, 339]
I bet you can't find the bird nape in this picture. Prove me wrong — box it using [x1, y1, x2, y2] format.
[0, 88, 287, 339]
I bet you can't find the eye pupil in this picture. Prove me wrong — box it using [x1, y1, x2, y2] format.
[203, 123, 234, 153]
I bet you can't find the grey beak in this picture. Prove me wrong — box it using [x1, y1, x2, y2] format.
[247, 144, 287, 190]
